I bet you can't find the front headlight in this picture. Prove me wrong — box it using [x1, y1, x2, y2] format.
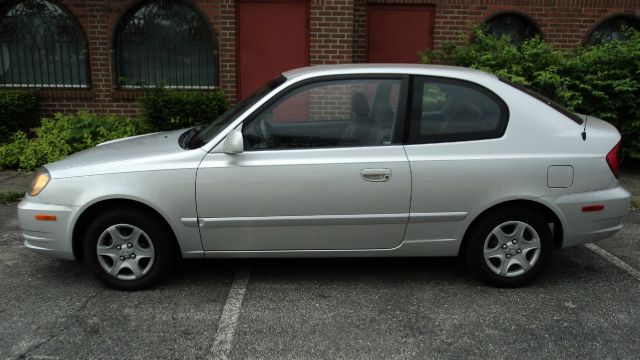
[29, 168, 50, 196]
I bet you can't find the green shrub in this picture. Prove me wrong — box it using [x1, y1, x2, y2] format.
[0, 112, 149, 171]
[0, 191, 23, 205]
[421, 28, 640, 157]
[0, 90, 39, 143]
[138, 87, 229, 131]
[0, 131, 28, 169]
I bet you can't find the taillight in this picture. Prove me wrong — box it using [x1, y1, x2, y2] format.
[606, 142, 621, 179]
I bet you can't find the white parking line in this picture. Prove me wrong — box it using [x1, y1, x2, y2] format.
[585, 243, 640, 281]
[209, 264, 251, 360]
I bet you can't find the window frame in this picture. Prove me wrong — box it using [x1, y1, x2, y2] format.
[584, 14, 640, 45]
[113, 0, 219, 89]
[405, 75, 510, 145]
[240, 74, 410, 152]
[0, 0, 91, 89]
[482, 11, 543, 44]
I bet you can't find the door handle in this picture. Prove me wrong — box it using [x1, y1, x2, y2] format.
[361, 168, 392, 182]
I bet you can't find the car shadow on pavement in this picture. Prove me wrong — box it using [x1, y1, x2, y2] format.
[166, 250, 600, 290]
[23, 244, 619, 291]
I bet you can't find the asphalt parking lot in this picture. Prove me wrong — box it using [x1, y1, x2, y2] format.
[1, 171, 639, 360]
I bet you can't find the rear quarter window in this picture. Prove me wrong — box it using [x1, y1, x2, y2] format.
[409, 76, 509, 144]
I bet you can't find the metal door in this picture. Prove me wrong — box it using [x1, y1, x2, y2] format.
[367, 5, 435, 63]
[237, 0, 309, 99]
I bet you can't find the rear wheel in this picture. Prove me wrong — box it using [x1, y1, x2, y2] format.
[83, 209, 175, 290]
[464, 207, 552, 287]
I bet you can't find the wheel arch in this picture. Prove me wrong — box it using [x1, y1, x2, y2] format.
[460, 199, 564, 256]
[72, 198, 182, 262]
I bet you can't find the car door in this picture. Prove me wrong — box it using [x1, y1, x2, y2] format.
[196, 76, 411, 251]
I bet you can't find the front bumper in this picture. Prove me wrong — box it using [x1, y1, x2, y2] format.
[18, 198, 78, 260]
[551, 186, 631, 248]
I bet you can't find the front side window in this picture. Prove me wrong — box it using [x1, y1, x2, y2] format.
[243, 78, 402, 151]
[409, 77, 508, 144]
[0, 0, 89, 88]
[187, 76, 286, 149]
[116, 0, 217, 88]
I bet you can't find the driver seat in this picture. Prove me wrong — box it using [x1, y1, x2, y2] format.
[340, 93, 376, 146]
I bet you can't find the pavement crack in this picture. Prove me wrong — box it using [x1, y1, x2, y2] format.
[11, 290, 103, 360]
[75, 290, 101, 314]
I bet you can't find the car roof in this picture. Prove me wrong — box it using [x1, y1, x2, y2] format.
[282, 64, 497, 81]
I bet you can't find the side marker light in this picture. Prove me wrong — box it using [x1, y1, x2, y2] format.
[35, 214, 57, 221]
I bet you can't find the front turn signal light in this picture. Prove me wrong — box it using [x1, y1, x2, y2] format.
[28, 168, 50, 196]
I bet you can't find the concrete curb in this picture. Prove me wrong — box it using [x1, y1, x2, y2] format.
[0, 170, 33, 194]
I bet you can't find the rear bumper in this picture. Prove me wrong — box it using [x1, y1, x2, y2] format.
[18, 198, 78, 260]
[550, 186, 631, 248]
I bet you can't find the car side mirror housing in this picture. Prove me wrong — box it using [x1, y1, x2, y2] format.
[223, 129, 244, 154]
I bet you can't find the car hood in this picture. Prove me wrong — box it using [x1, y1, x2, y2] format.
[45, 128, 189, 173]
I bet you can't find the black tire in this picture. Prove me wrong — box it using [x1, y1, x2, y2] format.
[463, 207, 552, 287]
[83, 208, 175, 290]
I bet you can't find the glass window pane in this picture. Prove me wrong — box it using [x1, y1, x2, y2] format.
[0, 0, 88, 87]
[485, 13, 541, 44]
[117, 1, 217, 88]
[243, 78, 402, 150]
[410, 77, 507, 144]
[586, 15, 640, 45]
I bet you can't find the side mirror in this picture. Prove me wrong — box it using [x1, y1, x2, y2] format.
[223, 129, 244, 154]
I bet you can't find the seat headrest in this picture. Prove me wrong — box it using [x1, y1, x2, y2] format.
[352, 93, 370, 117]
[373, 102, 394, 128]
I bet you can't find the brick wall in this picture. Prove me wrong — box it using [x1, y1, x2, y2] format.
[28, 0, 227, 117]
[1, 0, 639, 118]
[218, 0, 237, 101]
[353, 0, 640, 63]
[430, 0, 639, 50]
[310, 0, 355, 64]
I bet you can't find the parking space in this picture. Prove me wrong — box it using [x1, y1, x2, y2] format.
[1, 169, 640, 359]
[231, 245, 640, 359]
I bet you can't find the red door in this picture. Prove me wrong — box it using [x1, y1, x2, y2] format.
[237, 0, 309, 99]
[367, 5, 435, 63]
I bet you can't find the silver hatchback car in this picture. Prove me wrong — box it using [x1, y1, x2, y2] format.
[18, 64, 631, 290]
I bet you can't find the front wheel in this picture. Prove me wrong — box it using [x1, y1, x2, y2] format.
[464, 207, 552, 287]
[83, 209, 175, 290]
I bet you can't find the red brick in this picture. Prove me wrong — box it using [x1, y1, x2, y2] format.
[6, 0, 636, 114]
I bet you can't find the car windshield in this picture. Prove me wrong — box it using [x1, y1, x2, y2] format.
[499, 78, 584, 125]
[187, 75, 287, 149]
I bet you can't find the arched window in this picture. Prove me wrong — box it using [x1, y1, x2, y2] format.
[484, 12, 542, 44]
[0, 0, 89, 88]
[116, 0, 218, 89]
[586, 14, 640, 45]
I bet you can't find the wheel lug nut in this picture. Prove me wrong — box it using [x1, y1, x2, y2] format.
[127, 243, 133, 248]
[119, 256, 125, 261]
[502, 244, 508, 249]
[517, 249, 522, 254]
[130, 254, 136, 259]
[506, 254, 511, 258]
[512, 239, 517, 244]
[116, 245, 122, 250]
